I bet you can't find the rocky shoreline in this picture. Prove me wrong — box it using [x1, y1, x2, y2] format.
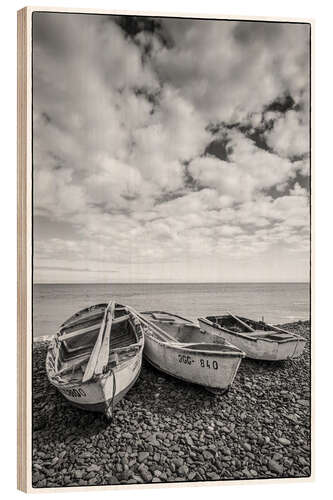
[32, 320, 311, 488]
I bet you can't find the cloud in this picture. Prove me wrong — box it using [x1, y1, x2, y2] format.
[154, 20, 310, 123]
[264, 110, 309, 158]
[32, 13, 310, 283]
[188, 128, 307, 202]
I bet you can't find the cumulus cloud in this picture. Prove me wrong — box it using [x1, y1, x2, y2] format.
[154, 20, 309, 123]
[32, 13, 310, 283]
[264, 110, 309, 158]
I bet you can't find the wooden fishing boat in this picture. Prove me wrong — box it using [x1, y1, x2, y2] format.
[198, 312, 306, 361]
[134, 310, 245, 393]
[46, 301, 144, 418]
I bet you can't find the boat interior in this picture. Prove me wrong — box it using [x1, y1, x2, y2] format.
[207, 315, 296, 341]
[161, 321, 225, 344]
[55, 304, 140, 378]
[141, 311, 238, 348]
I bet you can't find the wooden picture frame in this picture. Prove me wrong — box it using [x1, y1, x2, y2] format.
[18, 6, 313, 493]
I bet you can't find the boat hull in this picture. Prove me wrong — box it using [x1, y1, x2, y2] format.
[46, 342, 142, 416]
[144, 334, 243, 391]
[198, 319, 306, 361]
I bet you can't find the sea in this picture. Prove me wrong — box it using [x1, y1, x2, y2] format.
[33, 282, 310, 340]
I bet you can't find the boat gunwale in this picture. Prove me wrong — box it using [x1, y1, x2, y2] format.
[60, 303, 108, 329]
[198, 317, 306, 344]
[143, 324, 245, 357]
[141, 310, 195, 324]
[150, 341, 244, 358]
[60, 302, 129, 329]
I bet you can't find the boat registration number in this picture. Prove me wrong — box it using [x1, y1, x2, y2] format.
[178, 354, 218, 370]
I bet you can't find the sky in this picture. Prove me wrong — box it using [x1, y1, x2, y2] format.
[32, 13, 310, 283]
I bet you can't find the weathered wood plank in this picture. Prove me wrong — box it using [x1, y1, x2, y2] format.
[58, 325, 99, 342]
[227, 312, 255, 332]
[82, 301, 112, 382]
[59, 313, 130, 343]
[95, 302, 115, 375]
[62, 310, 104, 331]
[133, 311, 178, 342]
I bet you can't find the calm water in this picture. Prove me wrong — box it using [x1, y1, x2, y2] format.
[33, 283, 310, 339]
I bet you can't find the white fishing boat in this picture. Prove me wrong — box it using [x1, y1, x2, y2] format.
[198, 312, 306, 361]
[46, 301, 144, 418]
[134, 310, 245, 393]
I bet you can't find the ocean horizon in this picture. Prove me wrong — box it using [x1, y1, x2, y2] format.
[33, 282, 310, 339]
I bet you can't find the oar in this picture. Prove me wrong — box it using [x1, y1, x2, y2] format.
[227, 312, 255, 332]
[94, 302, 115, 375]
[82, 301, 112, 382]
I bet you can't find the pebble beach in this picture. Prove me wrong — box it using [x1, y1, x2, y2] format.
[32, 320, 311, 488]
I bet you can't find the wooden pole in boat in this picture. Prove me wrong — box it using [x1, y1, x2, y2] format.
[136, 313, 178, 342]
[227, 312, 255, 332]
[127, 307, 178, 343]
[82, 301, 112, 382]
[267, 323, 295, 336]
[94, 302, 115, 375]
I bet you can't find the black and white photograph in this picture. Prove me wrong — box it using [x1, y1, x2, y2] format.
[28, 8, 311, 490]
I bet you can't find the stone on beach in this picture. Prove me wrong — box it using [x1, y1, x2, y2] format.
[278, 437, 291, 446]
[268, 459, 284, 475]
